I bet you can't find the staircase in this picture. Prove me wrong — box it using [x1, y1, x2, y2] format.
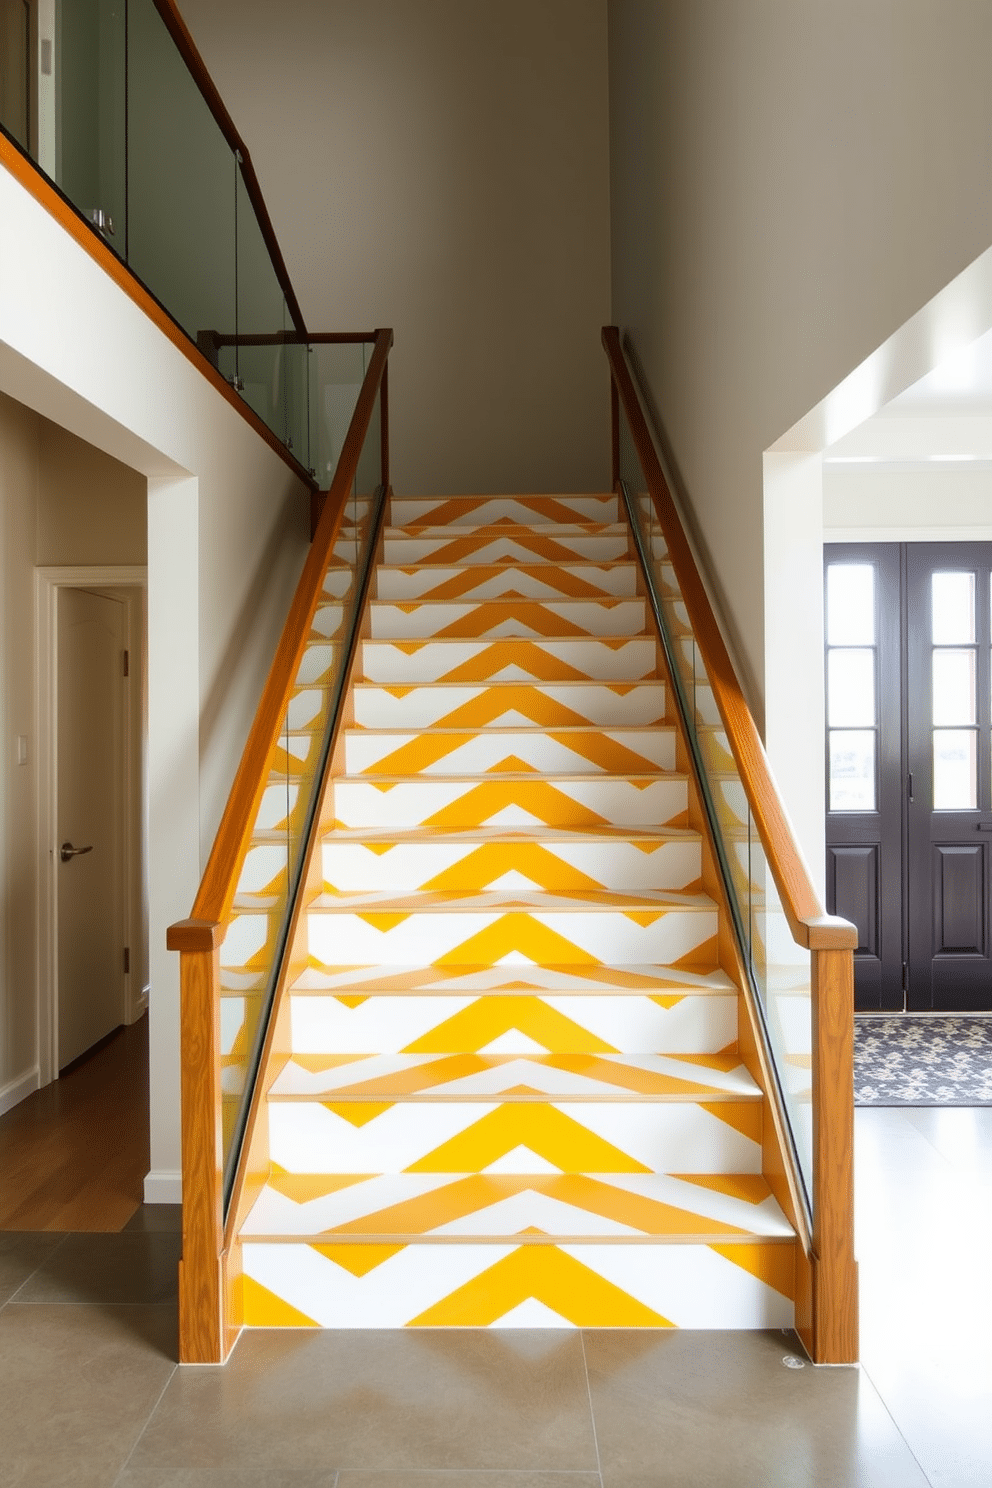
[234, 493, 797, 1329]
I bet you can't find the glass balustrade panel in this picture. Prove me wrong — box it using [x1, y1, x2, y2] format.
[220, 384, 385, 1205]
[616, 396, 813, 1213]
[127, 0, 235, 351]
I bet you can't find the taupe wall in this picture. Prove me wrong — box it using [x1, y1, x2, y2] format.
[0, 390, 146, 1098]
[179, 0, 612, 495]
[608, 0, 992, 710]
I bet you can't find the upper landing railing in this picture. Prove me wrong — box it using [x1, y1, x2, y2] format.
[602, 327, 859, 1365]
[0, 0, 350, 485]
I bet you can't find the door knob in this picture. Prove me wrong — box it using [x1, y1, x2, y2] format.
[60, 842, 93, 863]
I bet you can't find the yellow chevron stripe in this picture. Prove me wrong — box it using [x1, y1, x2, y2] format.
[433, 916, 598, 968]
[408, 1246, 672, 1326]
[404, 1103, 651, 1173]
[401, 997, 618, 1053]
[709, 1242, 796, 1299]
[418, 843, 605, 894]
[242, 1275, 319, 1327]
[424, 780, 610, 829]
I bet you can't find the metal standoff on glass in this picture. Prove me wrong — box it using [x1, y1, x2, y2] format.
[87, 208, 115, 236]
[60, 842, 93, 863]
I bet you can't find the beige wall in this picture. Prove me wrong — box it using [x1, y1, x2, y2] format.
[608, 0, 992, 713]
[0, 389, 146, 1101]
[179, 0, 612, 496]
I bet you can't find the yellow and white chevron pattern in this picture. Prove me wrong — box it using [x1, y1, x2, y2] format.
[235, 493, 796, 1328]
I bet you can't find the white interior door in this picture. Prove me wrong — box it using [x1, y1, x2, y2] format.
[57, 587, 126, 1069]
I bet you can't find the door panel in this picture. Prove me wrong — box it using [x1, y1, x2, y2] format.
[906, 544, 992, 1010]
[826, 542, 992, 1014]
[824, 545, 903, 1010]
[57, 587, 126, 1069]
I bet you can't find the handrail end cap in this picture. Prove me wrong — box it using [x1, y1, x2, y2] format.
[803, 915, 859, 951]
[167, 918, 224, 952]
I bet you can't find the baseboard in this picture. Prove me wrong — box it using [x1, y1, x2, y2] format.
[144, 1169, 183, 1204]
[0, 1066, 40, 1117]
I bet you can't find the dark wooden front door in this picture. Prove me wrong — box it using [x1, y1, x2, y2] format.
[825, 542, 992, 1013]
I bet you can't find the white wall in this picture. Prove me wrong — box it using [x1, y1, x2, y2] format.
[608, 0, 992, 719]
[179, 0, 613, 497]
[824, 464, 992, 541]
[0, 156, 310, 1195]
[0, 389, 148, 1112]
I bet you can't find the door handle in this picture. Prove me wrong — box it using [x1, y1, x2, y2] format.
[60, 842, 93, 862]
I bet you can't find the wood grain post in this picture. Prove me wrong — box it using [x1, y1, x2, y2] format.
[168, 922, 229, 1363]
[810, 945, 859, 1363]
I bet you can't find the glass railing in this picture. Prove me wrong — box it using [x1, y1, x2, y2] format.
[0, 0, 351, 472]
[218, 376, 387, 1203]
[617, 412, 814, 1216]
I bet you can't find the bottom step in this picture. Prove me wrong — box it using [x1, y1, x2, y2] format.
[241, 1239, 795, 1329]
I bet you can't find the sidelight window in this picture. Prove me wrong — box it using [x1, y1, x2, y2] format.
[826, 563, 877, 811]
[931, 572, 977, 809]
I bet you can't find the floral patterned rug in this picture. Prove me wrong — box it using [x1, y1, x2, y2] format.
[855, 1016, 992, 1105]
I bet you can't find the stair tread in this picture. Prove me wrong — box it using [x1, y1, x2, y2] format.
[268, 1052, 758, 1102]
[304, 887, 717, 913]
[317, 825, 698, 843]
[288, 962, 738, 996]
[239, 1170, 793, 1242]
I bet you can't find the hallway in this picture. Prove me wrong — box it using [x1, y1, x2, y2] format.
[0, 1018, 148, 1231]
[0, 1104, 988, 1485]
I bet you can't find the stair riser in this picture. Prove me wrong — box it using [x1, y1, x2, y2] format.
[359, 638, 659, 684]
[320, 839, 700, 894]
[375, 565, 639, 601]
[341, 728, 676, 777]
[390, 496, 620, 526]
[305, 907, 718, 967]
[267, 1099, 760, 1176]
[328, 777, 689, 829]
[241, 1240, 794, 1330]
[382, 536, 632, 565]
[289, 994, 739, 1055]
[351, 683, 668, 730]
[369, 601, 647, 640]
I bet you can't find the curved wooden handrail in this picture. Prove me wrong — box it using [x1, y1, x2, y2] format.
[167, 326, 393, 952]
[602, 326, 856, 954]
[151, 1, 307, 336]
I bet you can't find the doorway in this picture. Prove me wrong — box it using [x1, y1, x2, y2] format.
[37, 566, 147, 1086]
[825, 541, 992, 1013]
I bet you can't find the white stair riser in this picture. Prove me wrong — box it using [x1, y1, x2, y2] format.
[305, 906, 718, 966]
[351, 682, 668, 730]
[375, 565, 639, 601]
[328, 776, 689, 829]
[267, 1099, 760, 1176]
[383, 536, 632, 565]
[320, 838, 700, 893]
[241, 1240, 793, 1330]
[289, 993, 739, 1055]
[390, 496, 620, 525]
[360, 638, 659, 684]
[341, 728, 675, 776]
[369, 601, 647, 640]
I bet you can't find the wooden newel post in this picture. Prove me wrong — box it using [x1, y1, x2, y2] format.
[167, 920, 226, 1363]
[810, 943, 859, 1363]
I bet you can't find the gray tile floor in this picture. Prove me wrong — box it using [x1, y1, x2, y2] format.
[1, 1110, 989, 1487]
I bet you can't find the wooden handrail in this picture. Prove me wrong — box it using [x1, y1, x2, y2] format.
[167, 328, 393, 953]
[151, 1, 307, 335]
[602, 327, 855, 954]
